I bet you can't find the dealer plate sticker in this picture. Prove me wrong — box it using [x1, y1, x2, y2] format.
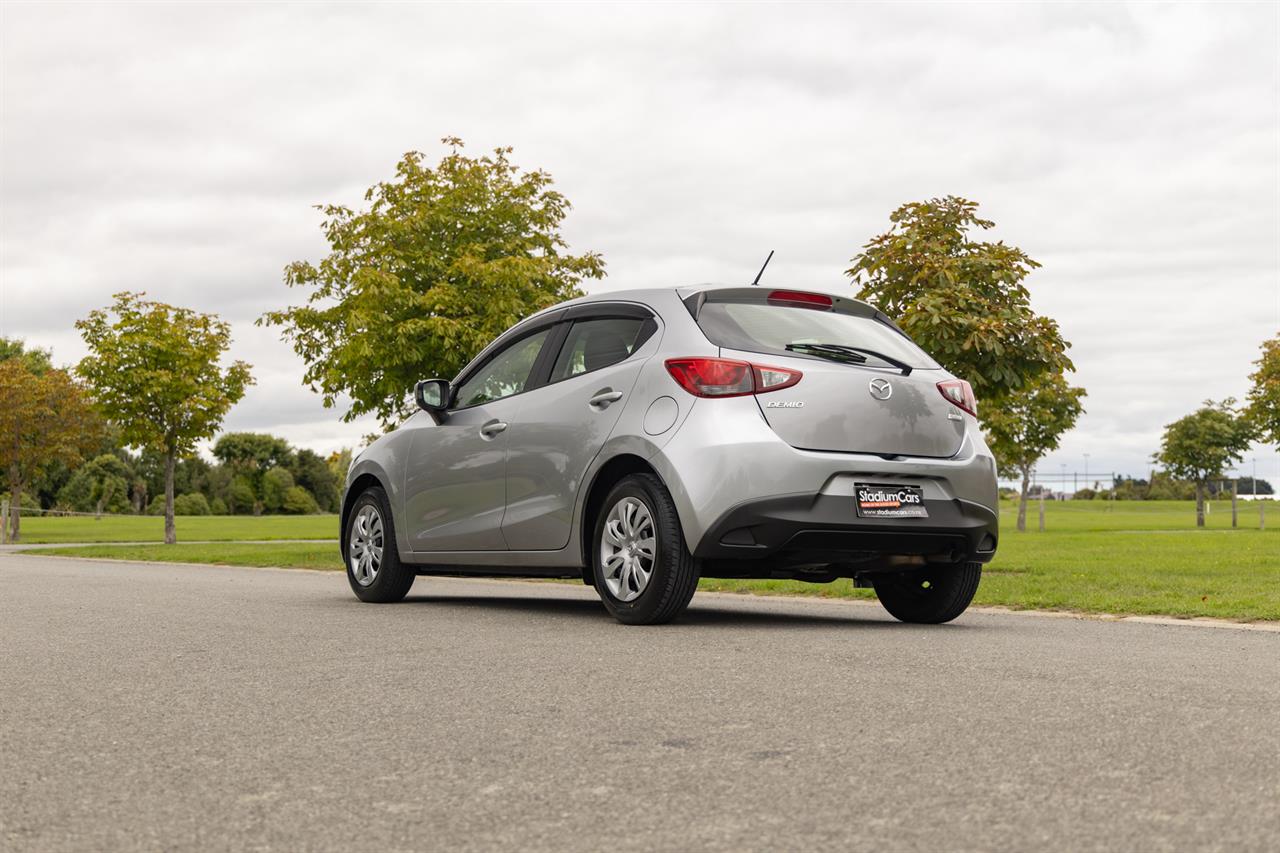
[854, 484, 928, 519]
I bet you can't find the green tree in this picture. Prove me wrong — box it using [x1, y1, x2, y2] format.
[281, 485, 320, 515]
[289, 448, 339, 512]
[1154, 400, 1255, 527]
[847, 196, 1072, 403]
[227, 476, 257, 515]
[982, 373, 1087, 531]
[0, 338, 53, 375]
[327, 448, 354, 498]
[134, 450, 211, 513]
[76, 292, 254, 544]
[0, 360, 103, 540]
[173, 493, 211, 516]
[57, 453, 133, 517]
[261, 466, 295, 513]
[1245, 333, 1279, 446]
[212, 432, 293, 508]
[261, 138, 605, 428]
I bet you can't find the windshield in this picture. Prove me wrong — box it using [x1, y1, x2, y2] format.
[694, 299, 940, 369]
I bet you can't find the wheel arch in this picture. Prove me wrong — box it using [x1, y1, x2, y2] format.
[579, 454, 666, 585]
[340, 471, 388, 557]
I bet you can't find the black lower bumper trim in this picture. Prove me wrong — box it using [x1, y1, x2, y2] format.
[694, 493, 998, 569]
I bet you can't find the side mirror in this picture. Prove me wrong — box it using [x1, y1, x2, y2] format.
[414, 379, 450, 413]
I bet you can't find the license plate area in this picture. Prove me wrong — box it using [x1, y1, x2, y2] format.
[855, 483, 928, 519]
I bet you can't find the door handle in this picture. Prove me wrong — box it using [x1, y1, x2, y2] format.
[589, 389, 624, 409]
[479, 420, 508, 439]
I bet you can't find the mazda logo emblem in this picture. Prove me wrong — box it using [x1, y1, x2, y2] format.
[868, 378, 893, 400]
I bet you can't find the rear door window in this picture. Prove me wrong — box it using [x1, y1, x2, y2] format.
[694, 295, 938, 369]
[550, 317, 649, 382]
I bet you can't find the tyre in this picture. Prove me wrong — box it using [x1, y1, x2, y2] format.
[345, 486, 415, 603]
[871, 562, 982, 624]
[592, 473, 700, 625]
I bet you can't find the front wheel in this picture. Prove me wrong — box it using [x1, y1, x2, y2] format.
[592, 473, 700, 625]
[872, 562, 981, 624]
[345, 486, 415, 603]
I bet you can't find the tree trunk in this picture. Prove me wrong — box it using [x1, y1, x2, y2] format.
[1016, 468, 1030, 532]
[9, 463, 21, 543]
[1194, 482, 1205, 528]
[1231, 480, 1237, 529]
[164, 447, 177, 545]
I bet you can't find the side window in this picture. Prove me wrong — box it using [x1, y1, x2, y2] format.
[550, 317, 647, 382]
[454, 329, 551, 408]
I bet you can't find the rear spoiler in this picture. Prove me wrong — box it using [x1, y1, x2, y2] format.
[681, 286, 911, 340]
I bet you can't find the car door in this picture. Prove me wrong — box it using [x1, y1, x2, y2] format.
[403, 324, 556, 552]
[502, 305, 659, 551]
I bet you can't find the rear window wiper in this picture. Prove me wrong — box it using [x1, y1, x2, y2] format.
[785, 343, 913, 376]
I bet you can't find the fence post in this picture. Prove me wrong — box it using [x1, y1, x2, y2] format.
[1231, 480, 1238, 529]
[1038, 489, 1046, 532]
[1, 499, 7, 544]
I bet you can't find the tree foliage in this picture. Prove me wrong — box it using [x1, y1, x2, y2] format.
[327, 448, 354, 497]
[213, 432, 293, 502]
[1153, 399, 1255, 526]
[281, 485, 320, 515]
[289, 448, 339, 513]
[0, 359, 103, 540]
[76, 292, 253, 543]
[261, 466, 295, 513]
[0, 337, 53, 375]
[982, 373, 1086, 531]
[261, 138, 605, 427]
[57, 453, 133, 516]
[1245, 333, 1279, 446]
[847, 196, 1072, 403]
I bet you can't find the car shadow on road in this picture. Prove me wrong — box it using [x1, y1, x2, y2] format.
[397, 593, 959, 629]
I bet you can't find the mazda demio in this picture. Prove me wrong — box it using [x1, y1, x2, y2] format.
[340, 286, 999, 624]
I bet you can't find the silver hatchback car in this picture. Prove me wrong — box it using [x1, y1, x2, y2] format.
[341, 285, 998, 624]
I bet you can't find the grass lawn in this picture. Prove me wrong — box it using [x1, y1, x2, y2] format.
[18, 498, 1280, 621]
[11, 513, 338, 544]
[27, 541, 345, 570]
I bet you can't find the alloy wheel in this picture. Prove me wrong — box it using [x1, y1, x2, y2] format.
[600, 496, 656, 602]
[349, 505, 384, 587]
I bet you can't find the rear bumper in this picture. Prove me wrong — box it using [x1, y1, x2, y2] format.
[694, 493, 998, 569]
[646, 394, 1000, 562]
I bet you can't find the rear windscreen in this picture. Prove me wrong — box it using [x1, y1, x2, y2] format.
[693, 297, 939, 369]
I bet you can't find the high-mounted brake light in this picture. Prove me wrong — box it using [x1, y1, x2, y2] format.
[767, 290, 832, 310]
[665, 358, 802, 398]
[937, 379, 977, 417]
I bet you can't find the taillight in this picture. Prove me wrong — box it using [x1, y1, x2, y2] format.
[767, 289, 833, 310]
[665, 358, 802, 398]
[937, 379, 977, 417]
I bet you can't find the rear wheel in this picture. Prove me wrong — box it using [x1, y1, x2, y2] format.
[345, 486, 415, 603]
[872, 562, 981, 624]
[592, 473, 700, 625]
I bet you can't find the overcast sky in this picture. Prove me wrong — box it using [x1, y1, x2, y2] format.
[2, 2, 1277, 486]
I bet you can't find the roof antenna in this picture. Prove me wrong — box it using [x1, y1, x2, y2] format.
[751, 250, 774, 286]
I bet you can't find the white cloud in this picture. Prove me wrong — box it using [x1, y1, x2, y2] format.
[2, 1, 1276, 482]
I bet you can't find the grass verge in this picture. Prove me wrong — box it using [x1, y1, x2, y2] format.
[23, 523, 1279, 621]
[25, 542, 344, 570]
[10, 514, 339, 544]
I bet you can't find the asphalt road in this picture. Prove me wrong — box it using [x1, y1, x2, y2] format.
[2, 556, 1277, 853]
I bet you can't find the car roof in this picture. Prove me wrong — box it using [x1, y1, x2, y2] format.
[542, 283, 880, 316]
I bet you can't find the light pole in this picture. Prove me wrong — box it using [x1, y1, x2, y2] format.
[1084, 453, 1090, 489]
